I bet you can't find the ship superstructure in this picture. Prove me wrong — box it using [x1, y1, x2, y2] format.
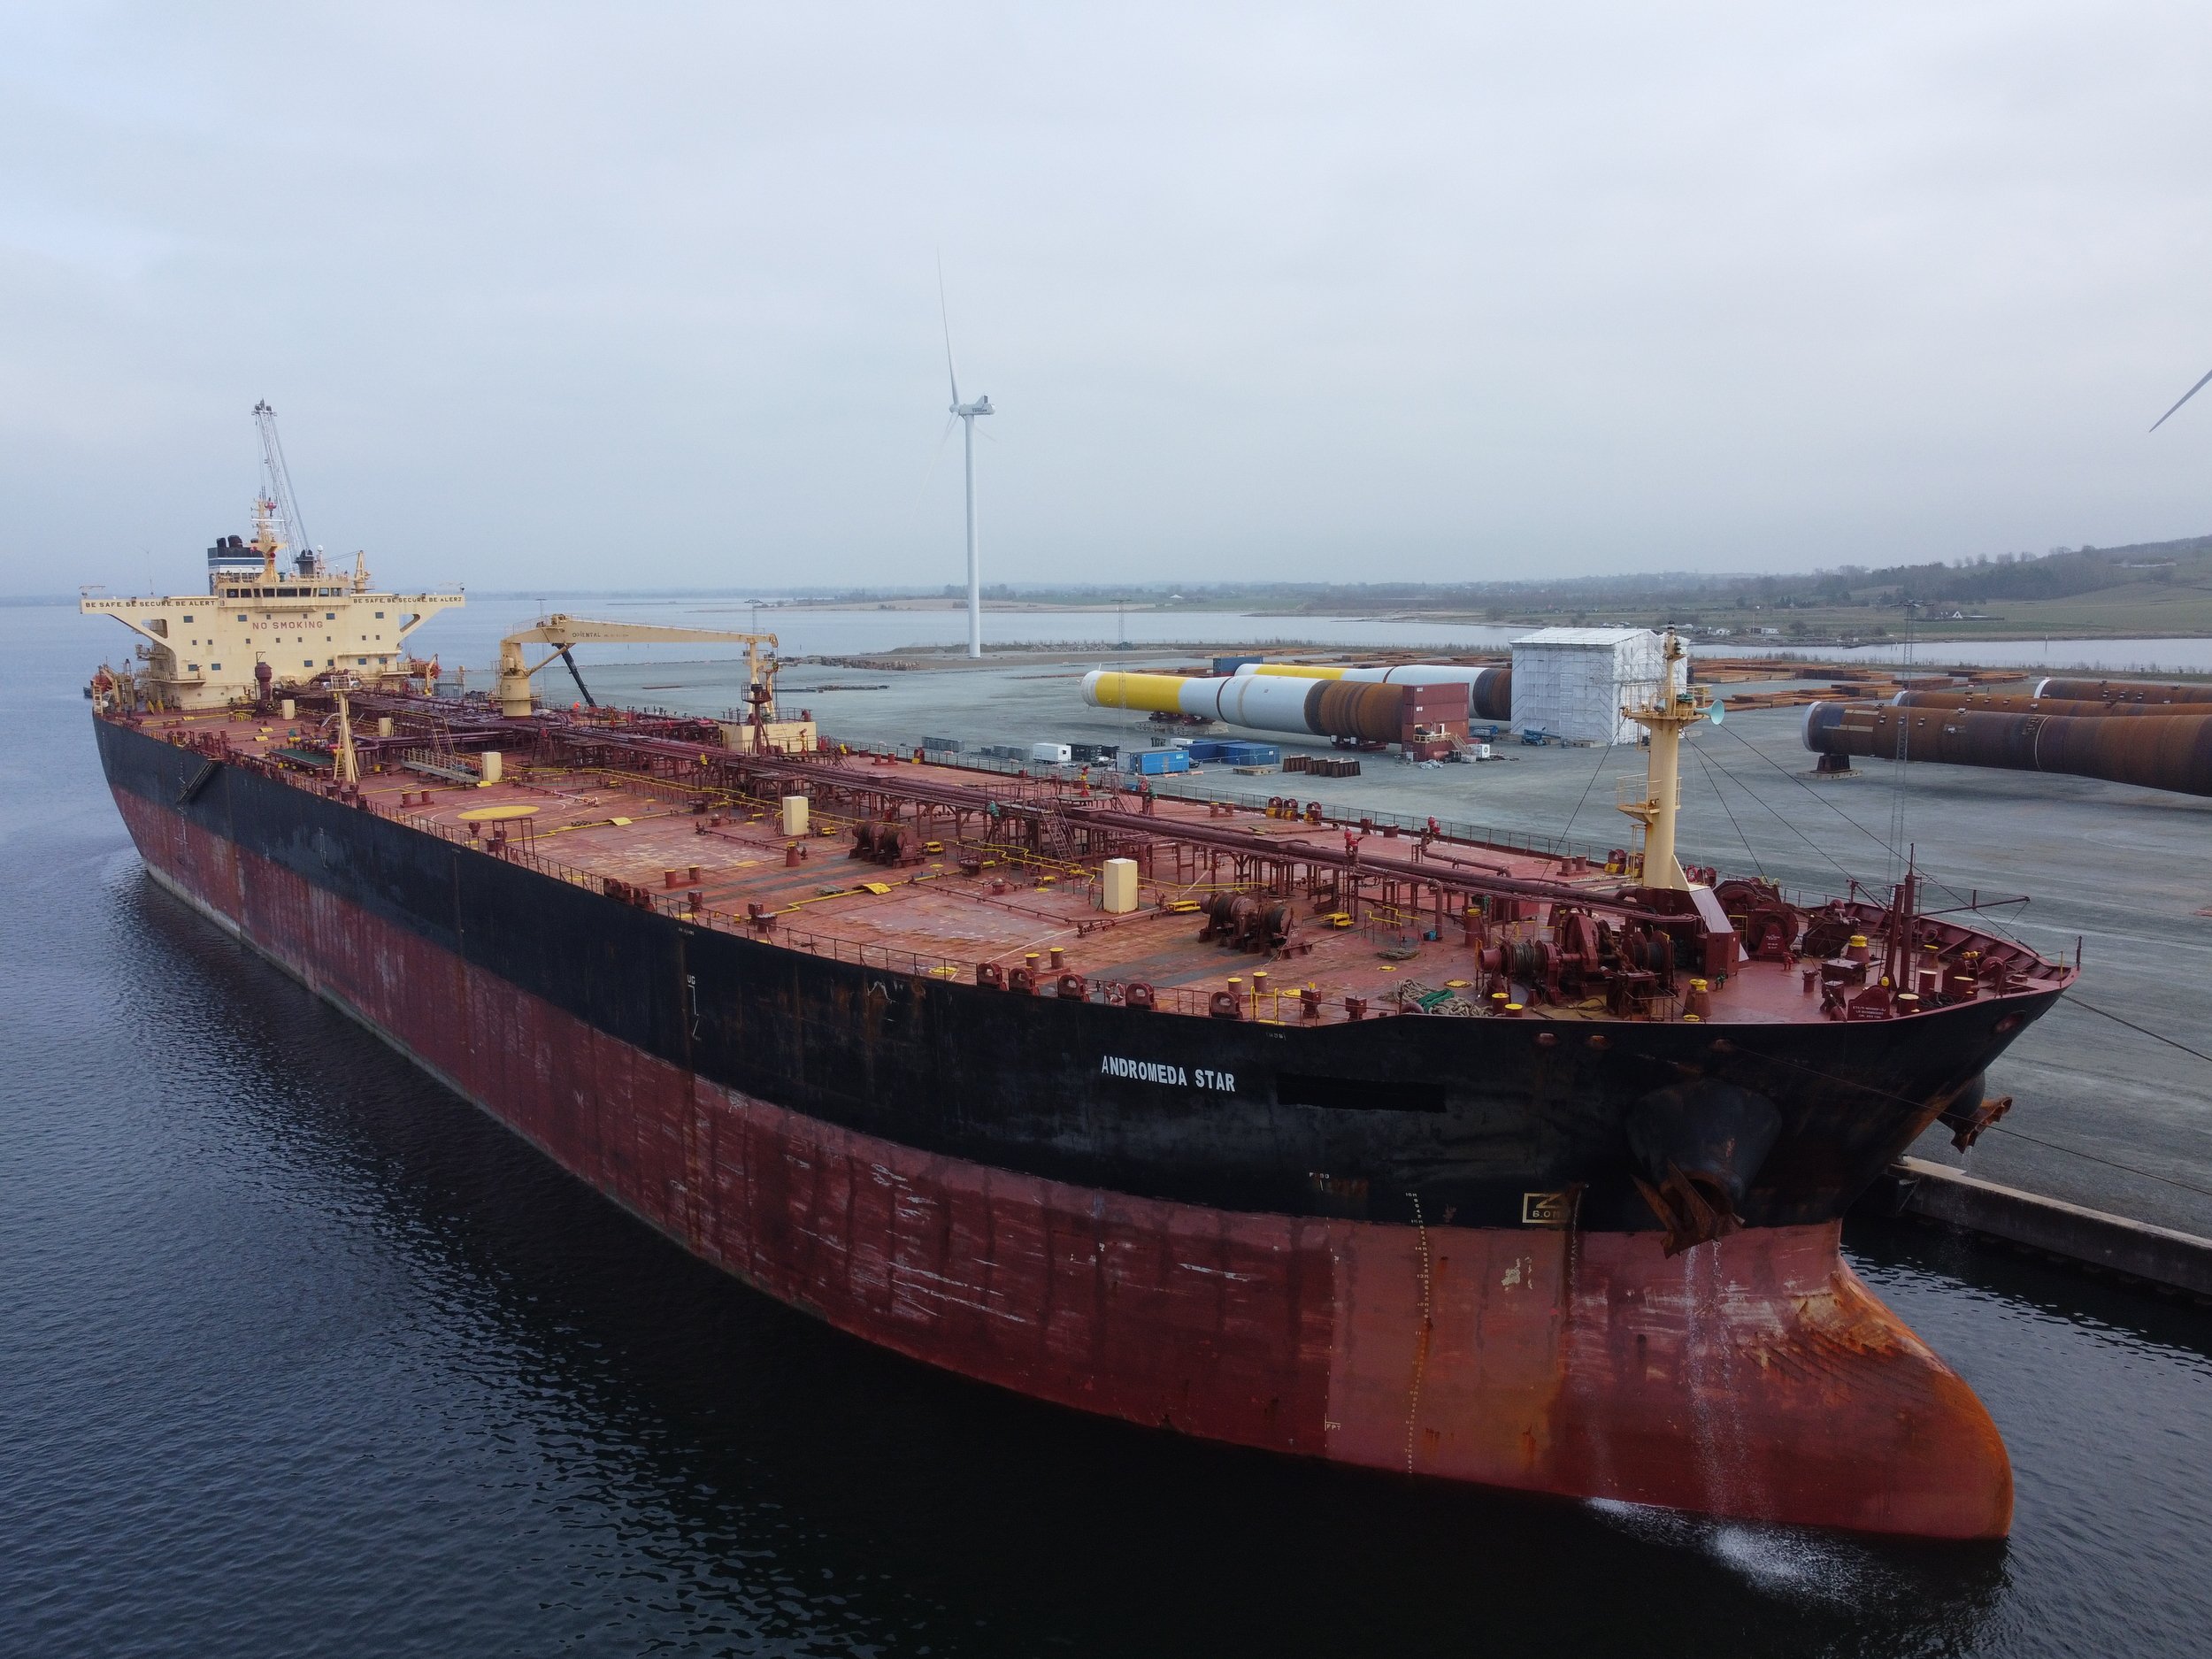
[81, 503, 462, 711]
[81, 406, 462, 711]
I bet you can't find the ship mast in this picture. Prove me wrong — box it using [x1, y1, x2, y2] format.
[334, 690, 360, 787]
[1618, 629, 1709, 890]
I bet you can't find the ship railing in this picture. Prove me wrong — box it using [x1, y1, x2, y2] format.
[825, 737, 1629, 867]
[212, 747, 1647, 1027]
[573, 764, 1103, 887]
[570, 737, 1649, 895]
[1148, 779, 1624, 868]
[372, 798, 1412, 1023]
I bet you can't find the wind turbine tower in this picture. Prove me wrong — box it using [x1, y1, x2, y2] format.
[940, 280, 993, 658]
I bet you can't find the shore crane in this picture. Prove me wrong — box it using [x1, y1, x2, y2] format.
[495, 615, 781, 727]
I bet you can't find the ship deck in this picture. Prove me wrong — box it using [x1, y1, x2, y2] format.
[131, 700, 2069, 1029]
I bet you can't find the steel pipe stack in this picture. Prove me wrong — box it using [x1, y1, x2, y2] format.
[1233, 661, 1513, 722]
[1804, 699, 2212, 797]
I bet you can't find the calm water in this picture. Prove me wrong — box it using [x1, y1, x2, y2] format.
[5, 604, 2209, 1657]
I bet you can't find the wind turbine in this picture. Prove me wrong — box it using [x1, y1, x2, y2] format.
[2150, 366, 2212, 432]
[940, 272, 993, 658]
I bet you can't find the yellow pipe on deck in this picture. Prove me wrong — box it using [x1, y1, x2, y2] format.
[1243, 663, 1347, 679]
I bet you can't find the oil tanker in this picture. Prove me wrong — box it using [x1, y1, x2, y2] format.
[87, 518, 2071, 1540]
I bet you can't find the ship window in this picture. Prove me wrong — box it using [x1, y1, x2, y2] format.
[278, 588, 297, 597]
[1277, 1073, 1447, 1113]
[357, 657, 368, 664]
[325, 611, 335, 619]
[235, 613, 247, 621]
[188, 664, 200, 673]
[374, 610, 385, 618]
[211, 662, 222, 670]
[303, 660, 314, 668]
[182, 614, 195, 622]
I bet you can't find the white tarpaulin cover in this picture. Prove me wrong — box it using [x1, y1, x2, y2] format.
[1509, 627, 1668, 744]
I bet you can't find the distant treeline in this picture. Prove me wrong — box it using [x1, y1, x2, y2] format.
[904, 532, 2212, 618]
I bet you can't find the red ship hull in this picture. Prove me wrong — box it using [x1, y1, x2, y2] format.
[110, 777, 2011, 1540]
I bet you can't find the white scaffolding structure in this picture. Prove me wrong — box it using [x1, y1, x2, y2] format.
[1509, 627, 1669, 744]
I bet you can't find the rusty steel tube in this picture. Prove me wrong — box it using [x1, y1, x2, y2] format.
[1804, 700, 2212, 796]
[1471, 666, 1511, 721]
[1891, 689, 2194, 718]
[2032, 677, 2212, 705]
[1310, 680, 1408, 743]
[1081, 670, 1471, 744]
[1236, 662, 1513, 722]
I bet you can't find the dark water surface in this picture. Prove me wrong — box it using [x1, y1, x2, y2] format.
[5, 608, 2209, 1658]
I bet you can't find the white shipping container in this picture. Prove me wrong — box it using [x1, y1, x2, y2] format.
[1030, 742, 1072, 764]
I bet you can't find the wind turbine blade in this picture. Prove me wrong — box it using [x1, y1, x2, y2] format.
[2150, 366, 2212, 433]
[937, 256, 961, 409]
[938, 414, 958, 451]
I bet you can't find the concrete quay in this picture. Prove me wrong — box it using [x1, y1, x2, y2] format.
[1870, 1158, 2212, 1301]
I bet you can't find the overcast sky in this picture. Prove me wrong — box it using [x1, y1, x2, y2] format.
[6, 3, 2212, 596]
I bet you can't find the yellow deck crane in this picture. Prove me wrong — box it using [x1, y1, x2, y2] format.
[495, 615, 795, 747]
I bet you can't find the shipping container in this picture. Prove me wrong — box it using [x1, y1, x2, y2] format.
[1123, 747, 1192, 775]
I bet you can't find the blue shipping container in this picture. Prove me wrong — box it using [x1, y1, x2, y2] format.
[1124, 748, 1191, 775]
[1212, 655, 1263, 675]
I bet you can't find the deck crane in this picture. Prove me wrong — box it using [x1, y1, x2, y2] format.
[495, 614, 783, 731]
[250, 401, 313, 573]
